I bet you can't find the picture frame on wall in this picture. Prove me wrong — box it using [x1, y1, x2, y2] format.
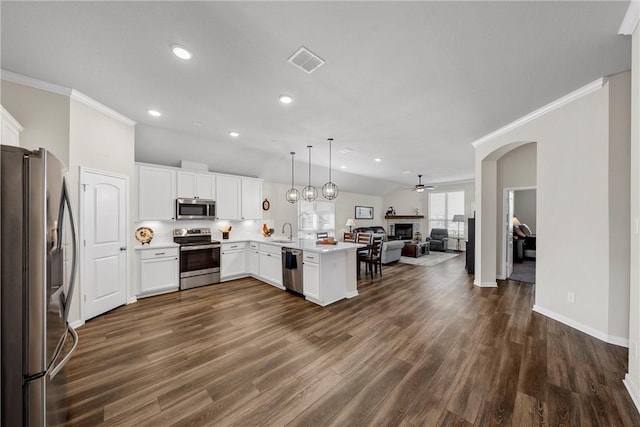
[355, 205, 374, 220]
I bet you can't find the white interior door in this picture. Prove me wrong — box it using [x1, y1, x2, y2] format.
[82, 169, 127, 320]
[506, 190, 514, 277]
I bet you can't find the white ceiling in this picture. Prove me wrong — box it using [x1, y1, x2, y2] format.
[0, 1, 631, 195]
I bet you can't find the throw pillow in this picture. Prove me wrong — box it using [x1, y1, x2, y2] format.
[514, 226, 527, 238]
[520, 224, 532, 235]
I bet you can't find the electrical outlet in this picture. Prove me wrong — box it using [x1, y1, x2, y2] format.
[567, 292, 575, 304]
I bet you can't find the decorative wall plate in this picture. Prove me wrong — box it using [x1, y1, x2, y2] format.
[135, 227, 154, 245]
[262, 198, 270, 211]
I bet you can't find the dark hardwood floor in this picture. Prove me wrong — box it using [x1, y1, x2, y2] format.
[65, 255, 640, 426]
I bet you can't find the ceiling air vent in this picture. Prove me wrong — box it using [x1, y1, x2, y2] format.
[287, 46, 325, 74]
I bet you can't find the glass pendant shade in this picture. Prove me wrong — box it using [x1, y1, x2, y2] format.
[303, 145, 318, 202]
[285, 152, 300, 203]
[322, 138, 339, 200]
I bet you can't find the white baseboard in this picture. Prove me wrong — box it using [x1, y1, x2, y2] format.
[624, 374, 640, 415]
[532, 304, 629, 347]
[345, 290, 359, 299]
[127, 296, 137, 305]
[69, 319, 85, 330]
[474, 280, 498, 288]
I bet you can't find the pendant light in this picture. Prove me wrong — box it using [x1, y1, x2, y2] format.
[285, 152, 300, 203]
[322, 137, 339, 200]
[302, 145, 318, 201]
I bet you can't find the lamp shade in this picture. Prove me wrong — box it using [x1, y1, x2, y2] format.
[452, 214, 465, 223]
[345, 218, 356, 227]
[512, 216, 521, 226]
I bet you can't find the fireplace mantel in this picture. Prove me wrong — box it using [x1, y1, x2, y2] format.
[385, 215, 424, 219]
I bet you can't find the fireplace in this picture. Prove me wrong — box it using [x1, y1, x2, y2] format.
[394, 224, 413, 239]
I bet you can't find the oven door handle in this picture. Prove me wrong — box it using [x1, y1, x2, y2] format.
[181, 243, 221, 251]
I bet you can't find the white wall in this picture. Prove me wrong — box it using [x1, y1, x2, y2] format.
[514, 189, 536, 233]
[476, 72, 631, 343]
[68, 97, 136, 322]
[627, 23, 640, 405]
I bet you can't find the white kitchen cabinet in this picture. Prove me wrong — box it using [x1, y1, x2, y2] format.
[216, 175, 241, 220]
[221, 242, 247, 281]
[138, 247, 179, 296]
[259, 244, 282, 287]
[137, 164, 176, 221]
[1, 106, 23, 147]
[241, 178, 263, 220]
[177, 171, 215, 200]
[302, 252, 320, 300]
[248, 242, 260, 276]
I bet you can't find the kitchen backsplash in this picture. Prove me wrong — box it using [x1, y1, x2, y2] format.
[134, 219, 276, 243]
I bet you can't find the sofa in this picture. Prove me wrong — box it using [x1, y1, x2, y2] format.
[426, 228, 449, 251]
[352, 226, 406, 264]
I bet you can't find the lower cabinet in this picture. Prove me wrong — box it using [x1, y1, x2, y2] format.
[221, 242, 247, 281]
[259, 244, 282, 287]
[302, 253, 320, 300]
[138, 247, 179, 296]
[248, 242, 260, 276]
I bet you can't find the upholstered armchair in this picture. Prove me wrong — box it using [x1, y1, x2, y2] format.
[427, 228, 449, 251]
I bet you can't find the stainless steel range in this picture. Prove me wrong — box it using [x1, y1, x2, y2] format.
[173, 228, 221, 290]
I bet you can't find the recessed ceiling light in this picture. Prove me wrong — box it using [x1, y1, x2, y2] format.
[171, 44, 193, 60]
[339, 148, 353, 154]
[374, 157, 382, 162]
[147, 109, 161, 117]
[340, 165, 347, 169]
[192, 121, 203, 126]
[402, 170, 412, 174]
[229, 131, 239, 137]
[279, 94, 293, 104]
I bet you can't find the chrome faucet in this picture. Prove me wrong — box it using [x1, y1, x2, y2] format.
[282, 223, 293, 241]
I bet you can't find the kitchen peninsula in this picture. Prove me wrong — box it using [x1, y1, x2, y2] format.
[231, 238, 365, 307]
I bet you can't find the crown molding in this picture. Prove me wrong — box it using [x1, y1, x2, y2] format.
[0, 69, 136, 127]
[70, 90, 136, 127]
[619, 0, 640, 36]
[1, 69, 72, 96]
[472, 77, 605, 148]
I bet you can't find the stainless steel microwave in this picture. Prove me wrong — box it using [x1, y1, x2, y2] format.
[176, 198, 216, 220]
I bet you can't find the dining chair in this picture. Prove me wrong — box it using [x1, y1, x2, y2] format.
[356, 233, 373, 278]
[343, 232, 355, 242]
[362, 236, 383, 278]
[317, 232, 329, 240]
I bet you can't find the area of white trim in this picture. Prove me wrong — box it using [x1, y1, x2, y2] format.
[473, 280, 498, 288]
[533, 304, 629, 347]
[0, 105, 24, 131]
[619, 0, 640, 36]
[127, 296, 137, 305]
[345, 290, 359, 299]
[69, 319, 85, 330]
[1, 69, 72, 97]
[70, 90, 136, 127]
[472, 78, 605, 148]
[624, 374, 640, 415]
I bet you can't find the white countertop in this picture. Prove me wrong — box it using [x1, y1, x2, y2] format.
[136, 237, 364, 253]
[134, 241, 179, 251]
[223, 238, 365, 253]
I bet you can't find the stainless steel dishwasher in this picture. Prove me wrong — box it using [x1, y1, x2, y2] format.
[281, 247, 303, 294]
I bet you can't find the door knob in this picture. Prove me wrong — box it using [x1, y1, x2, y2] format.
[120, 246, 127, 251]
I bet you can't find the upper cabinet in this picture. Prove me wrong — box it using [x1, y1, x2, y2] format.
[137, 164, 176, 221]
[177, 171, 216, 200]
[1, 105, 23, 147]
[241, 178, 263, 220]
[215, 175, 241, 220]
[136, 162, 262, 222]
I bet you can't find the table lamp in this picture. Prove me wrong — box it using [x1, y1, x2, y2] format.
[452, 214, 465, 251]
[345, 218, 355, 232]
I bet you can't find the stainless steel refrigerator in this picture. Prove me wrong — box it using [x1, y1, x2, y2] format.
[1, 146, 79, 426]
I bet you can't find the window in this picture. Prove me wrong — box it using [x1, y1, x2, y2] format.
[428, 191, 465, 238]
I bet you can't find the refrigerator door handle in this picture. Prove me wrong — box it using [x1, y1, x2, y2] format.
[49, 325, 78, 380]
[58, 177, 78, 323]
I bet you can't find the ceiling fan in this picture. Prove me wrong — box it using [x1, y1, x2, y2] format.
[407, 174, 436, 192]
